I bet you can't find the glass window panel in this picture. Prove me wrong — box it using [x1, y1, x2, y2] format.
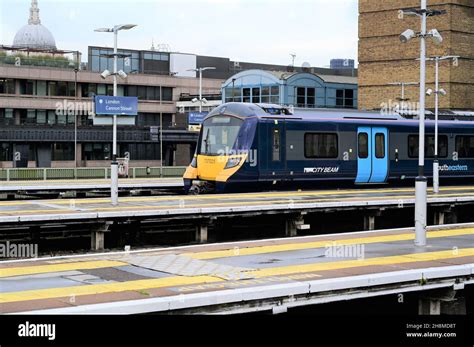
[455, 136, 474, 158]
[37, 110, 46, 124]
[48, 82, 57, 96]
[97, 84, 106, 95]
[162, 87, 172, 101]
[146, 86, 155, 100]
[91, 56, 100, 71]
[304, 133, 338, 158]
[243, 88, 251, 103]
[271, 86, 279, 95]
[37, 81, 47, 96]
[358, 133, 368, 159]
[138, 86, 147, 99]
[48, 111, 56, 125]
[408, 135, 448, 158]
[57, 113, 67, 125]
[375, 133, 385, 158]
[272, 129, 280, 161]
[252, 87, 260, 103]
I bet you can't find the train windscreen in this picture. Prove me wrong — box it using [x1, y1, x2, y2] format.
[199, 116, 243, 156]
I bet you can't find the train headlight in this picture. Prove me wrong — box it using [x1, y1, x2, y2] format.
[225, 157, 241, 169]
[190, 157, 197, 168]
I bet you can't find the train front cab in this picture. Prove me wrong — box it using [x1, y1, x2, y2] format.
[183, 112, 257, 193]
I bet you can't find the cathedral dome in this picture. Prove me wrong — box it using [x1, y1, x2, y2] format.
[12, 0, 57, 50]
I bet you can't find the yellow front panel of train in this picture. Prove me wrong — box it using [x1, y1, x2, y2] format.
[197, 154, 247, 182]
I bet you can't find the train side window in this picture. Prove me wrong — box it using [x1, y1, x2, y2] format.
[272, 129, 280, 161]
[375, 133, 385, 158]
[358, 133, 368, 159]
[455, 136, 474, 158]
[408, 135, 448, 158]
[304, 133, 338, 159]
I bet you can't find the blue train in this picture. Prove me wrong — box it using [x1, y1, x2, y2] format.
[183, 103, 474, 193]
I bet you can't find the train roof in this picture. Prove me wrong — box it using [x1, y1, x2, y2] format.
[206, 103, 474, 127]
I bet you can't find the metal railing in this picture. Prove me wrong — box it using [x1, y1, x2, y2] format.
[0, 166, 187, 181]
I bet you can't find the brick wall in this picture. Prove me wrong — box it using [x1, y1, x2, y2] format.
[359, 0, 474, 110]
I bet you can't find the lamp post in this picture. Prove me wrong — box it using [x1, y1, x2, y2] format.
[95, 24, 137, 206]
[425, 55, 459, 194]
[73, 67, 78, 168]
[399, 0, 444, 246]
[188, 67, 216, 112]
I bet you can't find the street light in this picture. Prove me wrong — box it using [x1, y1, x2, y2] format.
[425, 55, 460, 194]
[187, 67, 216, 113]
[68, 60, 80, 168]
[94, 24, 137, 206]
[399, 0, 445, 247]
[73, 67, 79, 168]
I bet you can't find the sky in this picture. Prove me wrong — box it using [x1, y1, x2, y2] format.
[0, 0, 359, 68]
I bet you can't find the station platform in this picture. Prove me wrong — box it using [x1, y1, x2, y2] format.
[0, 177, 184, 193]
[0, 185, 473, 224]
[1, 223, 473, 314]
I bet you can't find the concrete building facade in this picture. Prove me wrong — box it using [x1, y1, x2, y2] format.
[358, 0, 474, 110]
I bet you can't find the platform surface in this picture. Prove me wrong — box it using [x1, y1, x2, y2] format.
[1, 185, 474, 223]
[0, 177, 184, 192]
[1, 223, 473, 314]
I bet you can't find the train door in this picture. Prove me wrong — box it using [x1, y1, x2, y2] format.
[259, 120, 286, 180]
[355, 127, 389, 183]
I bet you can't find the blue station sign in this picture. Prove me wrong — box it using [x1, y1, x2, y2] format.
[95, 96, 138, 116]
[188, 112, 208, 125]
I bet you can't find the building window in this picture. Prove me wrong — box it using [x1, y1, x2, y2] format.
[82, 83, 97, 98]
[0, 143, 12, 161]
[297, 87, 305, 106]
[37, 110, 47, 124]
[455, 136, 474, 158]
[91, 48, 140, 74]
[0, 109, 14, 126]
[336, 89, 355, 108]
[20, 80, 36, 95]
[304, 133, 338, 158]
[0, 79, 15, 94]
[47, 111, 56, 125]
[161, 87, 173, 101]
[52, 143, 74, 161]
[252, 87, 260, 103]
[296, 87, 316, 108]
[37, 81, 47, 96]
[408, 135, 448, 158]
[83, 143, 111, 161]
[243, 88, 251, 103]
[225, 87, 240, 103]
